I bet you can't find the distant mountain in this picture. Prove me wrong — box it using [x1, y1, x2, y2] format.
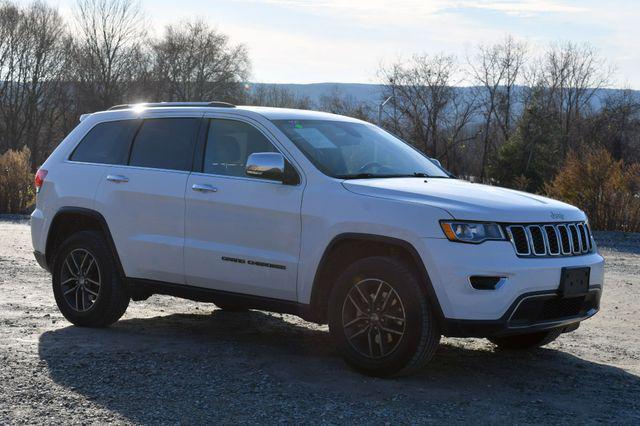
[248, 82, 640, 111]
[248, 82, 385, 105]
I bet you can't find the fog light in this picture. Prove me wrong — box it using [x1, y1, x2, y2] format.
[469, 276, 505, 290]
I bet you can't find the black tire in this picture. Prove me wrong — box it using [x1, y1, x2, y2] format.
[489, 328, 563, 350]
[328, 256, 441, 377]
[52, 231, 129, 327]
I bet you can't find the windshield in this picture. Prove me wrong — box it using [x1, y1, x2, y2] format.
[272, 119, 449, 179]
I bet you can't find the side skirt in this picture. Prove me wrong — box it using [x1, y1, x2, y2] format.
[126, 278, 315, 321]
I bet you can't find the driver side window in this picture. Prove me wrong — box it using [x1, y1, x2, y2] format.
[203, 119, 277, 178]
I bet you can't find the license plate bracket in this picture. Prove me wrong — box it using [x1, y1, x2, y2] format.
[559, 267, 590, 298]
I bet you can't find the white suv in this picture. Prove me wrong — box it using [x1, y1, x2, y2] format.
[31, 102, 604, 377]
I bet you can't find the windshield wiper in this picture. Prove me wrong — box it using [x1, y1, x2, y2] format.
[336, 173, 380, 179]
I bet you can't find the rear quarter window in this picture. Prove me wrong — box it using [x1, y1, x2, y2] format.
[70, 120, 140, 165]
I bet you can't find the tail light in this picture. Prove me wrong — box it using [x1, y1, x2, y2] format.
[34, 169, 48, 193]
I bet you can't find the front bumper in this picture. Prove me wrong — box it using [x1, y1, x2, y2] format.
[417, 238, 604, 332]
[442, 287, 600, 337]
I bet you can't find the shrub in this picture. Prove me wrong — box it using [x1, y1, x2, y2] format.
[545, 149, 640, 232]
[0, 147, 34, 214]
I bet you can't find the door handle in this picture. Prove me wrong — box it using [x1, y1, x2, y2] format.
[106, 174, 129, 183]
[192, 184, 218, 193]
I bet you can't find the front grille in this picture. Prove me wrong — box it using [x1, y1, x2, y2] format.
[509, 292, 599, 327]
[506, 222, 592, 257]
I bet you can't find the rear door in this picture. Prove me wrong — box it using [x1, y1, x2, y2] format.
[95, 113, 201, 284]
[184, 116, 304, 301]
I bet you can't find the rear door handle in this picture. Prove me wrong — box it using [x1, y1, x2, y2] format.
[192, 184, 218, 193]
[106, 174, 129, 183]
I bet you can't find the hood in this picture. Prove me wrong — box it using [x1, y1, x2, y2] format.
[342, 178, 585, 223]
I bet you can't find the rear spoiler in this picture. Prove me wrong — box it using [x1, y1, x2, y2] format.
[79, 113, 91, 122]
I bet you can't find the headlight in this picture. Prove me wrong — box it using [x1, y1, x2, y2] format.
[440, 221, 505, 244]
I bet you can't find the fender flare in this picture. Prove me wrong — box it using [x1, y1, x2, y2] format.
[309, 232, 445, 323]
[45, 207, 125, 278]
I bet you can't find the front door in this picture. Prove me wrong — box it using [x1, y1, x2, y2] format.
[184, 118, 303, 301]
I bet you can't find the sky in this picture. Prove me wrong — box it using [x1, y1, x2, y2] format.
[25, 0, 640, 88]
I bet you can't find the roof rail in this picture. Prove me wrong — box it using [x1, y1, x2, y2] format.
[107, 101, 236, 111]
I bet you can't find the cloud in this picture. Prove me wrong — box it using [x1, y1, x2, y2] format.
[462, 1, 587, 16]
[230, 0, 588, 24]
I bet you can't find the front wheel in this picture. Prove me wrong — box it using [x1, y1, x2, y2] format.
[328, 256, 441, 377]
[488, 328, 563, 350]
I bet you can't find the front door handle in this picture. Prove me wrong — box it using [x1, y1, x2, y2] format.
[192, 184, 218, 193]
[106, 174, 129, 183]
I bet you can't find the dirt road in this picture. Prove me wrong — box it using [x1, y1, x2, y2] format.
[0, 218, 638, 424]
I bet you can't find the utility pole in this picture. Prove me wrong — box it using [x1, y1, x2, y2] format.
[378, 96, 393, 126]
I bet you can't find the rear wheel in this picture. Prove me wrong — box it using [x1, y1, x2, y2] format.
[328, 256, 440, 377]
[52, 231, 129, 327]
[489, 328, 563, 350]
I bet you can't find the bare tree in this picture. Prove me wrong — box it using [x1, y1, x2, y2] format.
[440, 88, 479, 174]
[248, 84, 313, 109]
[529, 41, 611, 157]
[70, 0, 145, 110]
[379, 54, 457, 158]
[468, 36, 527, 180]
[0, 2, 70, 165]
[151, 20, 250, 102]
[590, 89, 640, 162]
[318, 86, 372, 120]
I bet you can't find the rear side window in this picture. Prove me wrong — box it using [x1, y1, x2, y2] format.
[129, 118, 199, 171]
[70, 120, 139, 165]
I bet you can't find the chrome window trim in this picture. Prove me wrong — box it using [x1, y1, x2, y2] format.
[189, 171, 288, 186]
[62, 160, 191, 175]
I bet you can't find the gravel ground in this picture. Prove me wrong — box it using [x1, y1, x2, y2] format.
[0, 218, 638, 424]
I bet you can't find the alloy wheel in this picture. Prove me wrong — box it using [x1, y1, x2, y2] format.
[59, 248, 102, 312]
[341, 278, 406, 359]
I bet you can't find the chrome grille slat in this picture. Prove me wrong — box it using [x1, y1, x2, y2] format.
[583, 223, 593, 252]
[527, 225, 546, 255]
[543, 225, 561, 255]
[578, 223, 589, 253]
[568, 224, 581, 254]
[558, 225, 572, 254]
[506, 222, 592, 258]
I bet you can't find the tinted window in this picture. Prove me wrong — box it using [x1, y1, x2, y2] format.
[272, 120, 449, 179]
[129, 118, 199, 171]
[70, 120, 139, 165]
[203, 119, 277, 177]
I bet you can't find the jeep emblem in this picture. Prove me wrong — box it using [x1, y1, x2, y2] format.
[550, 212, 565, 220]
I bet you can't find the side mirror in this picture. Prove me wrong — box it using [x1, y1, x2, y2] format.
[430, 157, 442, 168]
[246, 152, 285, 182]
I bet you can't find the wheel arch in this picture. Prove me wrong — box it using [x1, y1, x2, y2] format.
[45, 207, 125, 278]
[308, 233, 444, 324]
